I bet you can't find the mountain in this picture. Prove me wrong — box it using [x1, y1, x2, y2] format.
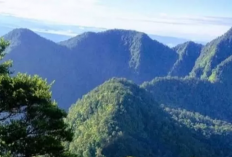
[161, 105, 232, 157]
[140, 77, 232, 156]
[66, 78, 221, 157]
[2, 28, 76, 109]
[60, 29, 178, 83]
[191, 27, 232, 78]
[2, 28, 178, 109]
[142, 77, 232, 122]
[0, 15, 197, 46]
[169, 41, 202, 77]
[2, 26, 232, 157]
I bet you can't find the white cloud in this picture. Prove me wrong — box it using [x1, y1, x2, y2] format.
[0, 0, 231, 41]
[0, 0, 101, 24]
[30, 28, 76, 36]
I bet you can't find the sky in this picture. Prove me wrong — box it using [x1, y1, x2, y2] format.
[0, 0, 232, 41]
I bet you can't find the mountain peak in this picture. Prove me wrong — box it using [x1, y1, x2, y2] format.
[103, 29, 151, 41]
[183, 40, 201, 46]
[3, 28, 45, 44]
[170, 41, 202, 77]
[10, 28, 34, 33]
[103, 29, 145, 35]
[3, 28, 61, 49]
[174, 41, 202, 54]
[60, 29, 154, 46]
[185, 41, 198, 46]
[4, 28, 37, 38]
[191, 26, 232, 78]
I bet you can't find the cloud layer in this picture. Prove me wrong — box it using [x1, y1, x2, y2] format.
[0, 0, 231, 41]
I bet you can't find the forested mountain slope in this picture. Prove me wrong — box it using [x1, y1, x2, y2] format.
[169, 41, 202, 77]
[191, 27, 232, 78]
[142, 77, 232, 122]
[60, 29, 178, 82]
[3, 28, 74, 109]
[66, 78, 220, 157]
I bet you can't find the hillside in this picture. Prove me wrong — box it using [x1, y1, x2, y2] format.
[3, 28, 75, 109]
[60, 29, 178, 83]
[141, 77, 232, 156]
[142, 77, 232, 122]
[161, 105, 232, 157]
[191, 27, 232, 78]
[66, 78, 219, 157]
[3, 28, 178, 109]
[169, 41, 202, 77]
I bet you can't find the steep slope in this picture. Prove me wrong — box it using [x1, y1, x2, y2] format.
[60, 29, 178, 83]
[191, 27, 232, 78]
[161, 105, 232, 157]
[142, 77, 232, 156]
[3, 29, 178, 109]
[169, 41, 202, 77]
[3, 28, 74, 109]
[66, 78, 218, 157]
[142, 77, 232, 122]
[162, 105, 232, 137]
[209, 56, 232, 84]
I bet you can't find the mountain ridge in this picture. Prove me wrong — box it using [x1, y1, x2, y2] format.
[66, 78, 218, 157]
[2, 28, 178, 109]
[191, 27, 232, 78]
[169, 41, 202, 77]
[2, 26, 232, 157]
[60, 29, 178, 82]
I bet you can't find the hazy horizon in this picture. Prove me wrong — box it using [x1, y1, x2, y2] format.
[0, 0, 232, 42]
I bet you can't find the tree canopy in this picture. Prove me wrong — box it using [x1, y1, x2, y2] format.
[66, 78, 218, 157]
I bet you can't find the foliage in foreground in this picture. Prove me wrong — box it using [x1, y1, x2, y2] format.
[0, 38, 74, 156]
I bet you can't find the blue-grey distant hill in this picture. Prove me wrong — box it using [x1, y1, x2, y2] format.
[3, 27, 232, 111]
[2, 28, 178, 109]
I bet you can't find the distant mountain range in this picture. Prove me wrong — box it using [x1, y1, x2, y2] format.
[1, 15, 195, 46]
[3, 28, 178, 109]
[1, 26, 192, 46]
[2, 26, 232, 157]
[2, 27, 232, 109]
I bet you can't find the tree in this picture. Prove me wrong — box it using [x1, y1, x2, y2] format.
[0, 38, 12, 75]
[0, 38, 75, 157]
